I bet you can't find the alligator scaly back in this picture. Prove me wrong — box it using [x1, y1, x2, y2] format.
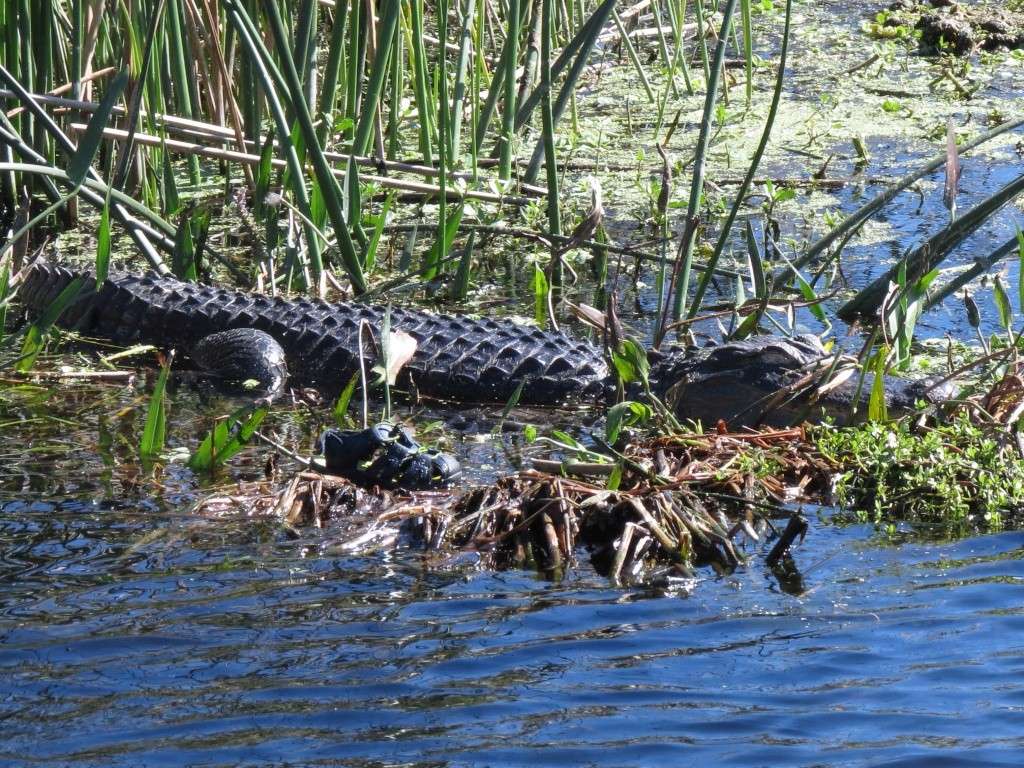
[17, 261, 612, 405]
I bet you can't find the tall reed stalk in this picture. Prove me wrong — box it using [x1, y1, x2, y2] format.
[659, 0, 740, 340]
[688, 0, 793, 318]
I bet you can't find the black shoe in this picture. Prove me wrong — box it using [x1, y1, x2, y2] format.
[317, 423, 461, 491]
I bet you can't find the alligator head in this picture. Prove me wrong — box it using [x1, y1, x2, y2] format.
[649, 334, 954, 429]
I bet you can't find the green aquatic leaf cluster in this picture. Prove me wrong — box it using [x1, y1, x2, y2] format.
[815, 414, 1024, 531]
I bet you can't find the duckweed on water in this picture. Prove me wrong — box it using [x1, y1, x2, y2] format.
[815, 413, 1024, 531]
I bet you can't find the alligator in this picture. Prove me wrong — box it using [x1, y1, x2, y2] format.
[15, 261, 952, 428]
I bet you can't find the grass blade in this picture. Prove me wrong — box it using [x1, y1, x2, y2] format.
[533, 261, 549, 325]
[867, 350, 888, 423]
[0, 257, 9, 346]
[689, 0, 792, 317]
[140, 351, 173, 459]
[364, 191, 396, 273]
[423, 202, 463, 279]
[664, 0, 739, 323]
[188, 404, 269, 471]
[95, 187, 112, 286]
[450, 230, 477, 301]
[17, 276, 84, 372]
[352, 0, 400, 155]
[993, 275, 1012, 332]
[259, 0, 367, 292]
[68, 68, 127, 188]
[332, 370, 360, 427]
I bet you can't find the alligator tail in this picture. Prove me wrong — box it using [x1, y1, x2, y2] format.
[17, 261, 93, 319]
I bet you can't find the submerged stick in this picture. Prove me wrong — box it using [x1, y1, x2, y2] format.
[765, 513, 808, 566]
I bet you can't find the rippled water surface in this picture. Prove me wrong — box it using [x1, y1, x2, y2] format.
[2, 380, 1024, 766]
[4, 478, 1024, 767]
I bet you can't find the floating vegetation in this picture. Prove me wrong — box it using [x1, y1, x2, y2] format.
[818, 367, 1024, 533]
[192, 425, 833, 585]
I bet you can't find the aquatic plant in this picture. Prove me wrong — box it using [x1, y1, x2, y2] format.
[816, 413, 1024, 532]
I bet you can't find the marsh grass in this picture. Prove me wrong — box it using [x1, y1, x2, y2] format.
[0, 0, 765, 308]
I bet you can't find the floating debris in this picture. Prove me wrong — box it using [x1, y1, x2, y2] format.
[208, 426, 837, 586]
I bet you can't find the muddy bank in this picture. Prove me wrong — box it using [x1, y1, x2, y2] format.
[880, 1, 1024, 55]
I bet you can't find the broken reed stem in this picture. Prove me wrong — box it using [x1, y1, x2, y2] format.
[66, 123, 535, 205]
[610, 520, 638, 584]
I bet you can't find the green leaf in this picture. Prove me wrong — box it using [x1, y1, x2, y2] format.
[69, 70, 129, 188]
[915, 267, 941, 293]
[160, 142, 181, 216]
[896, 269, 939, 364]
[451, 230, 477, 301]
[611, 338, 650, 387]
[606, 462, 623, 490]
[501, 379, 527, 419]
[733, 311, 761, 340]
[605, 400, 653, 444]
[171, 208, 209, 282]
[523, 424, 538, 443]
[332, 371, 360, 426]
[188, 404, 269, 472]
[533, 262, 549, 326]
[95, 188, 112, 287]
[868, 351, 888, 423]
[140, 353, 172, 458]
[310, 176, 327, 230]
[993, 275, 1013, 331]
[551, 430, 587, 453]
[364, 191, 395, 273]
[172, 213, 196, 281]
[744, 220, 767, 298]
[17, 277, 85, 372]
[423, 201, 464, 279]
[796, 273, 827, 324]
[776, 251, 828, 327]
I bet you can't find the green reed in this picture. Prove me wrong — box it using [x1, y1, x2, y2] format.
[0, 0, 775, 321]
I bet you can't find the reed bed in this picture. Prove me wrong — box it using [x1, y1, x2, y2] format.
[0, 0, 766, 307]
[5, 0, 1024, 563]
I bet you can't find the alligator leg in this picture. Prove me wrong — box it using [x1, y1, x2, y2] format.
[189, 328, 288, 397]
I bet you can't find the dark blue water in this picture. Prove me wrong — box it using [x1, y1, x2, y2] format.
[1, 380, 1023, 767]
[3, 485, 1024, 767]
